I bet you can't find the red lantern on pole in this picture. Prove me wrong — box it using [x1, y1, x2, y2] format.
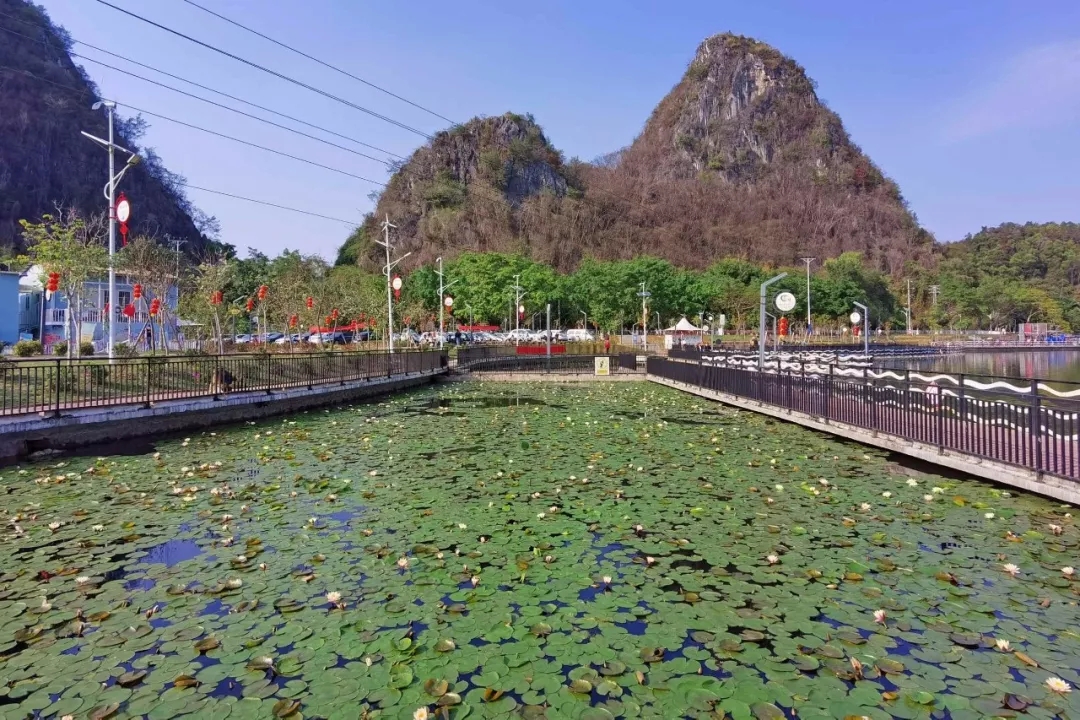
[245, 298, 255, 312]
[210, 290, 223, 305]
[289, 314, 298, 328]
[132, 283, 143, 300]
[149, 298, 161, 317]
[305, 296, 314, 309]
[257, 285, 268, 301]
[779, 317, 789, 337]
[46, 272, 60, 293]
[122, 303, 136, 319]
[115, 192, 131, 246]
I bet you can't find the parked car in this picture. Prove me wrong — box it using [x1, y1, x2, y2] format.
[273, 333, 309, 345]
[504, 329, 533, 343]
[566, 329, 595, 342]
[233, 334, 253, 344]
[308, 331, 352, 345]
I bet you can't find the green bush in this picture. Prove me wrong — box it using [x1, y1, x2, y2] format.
[12, 340, 43, 357]
[52, 341, 68, 356]
[79, 341, 95, 356]
[115, 343, 139, 357]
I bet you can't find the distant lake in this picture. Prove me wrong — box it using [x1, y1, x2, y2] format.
[884, 350, 1080, 383]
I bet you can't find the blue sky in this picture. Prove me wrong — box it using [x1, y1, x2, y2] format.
[37, 0, 1080, 260]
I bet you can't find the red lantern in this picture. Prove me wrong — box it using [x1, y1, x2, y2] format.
[133, 283, 143, 300]
[331, 308, 340, 320]
[46, 272, 60, 292]
[149, 298, 161, 317]
[257, 285, 268, 301]
[325, 315, 333, 326]
[392, 274, 402, 301]
[289, 314, 298, 328]
[245, 298, 255, 312]
[305, 296, 314, 309]
[779, 317, 789, 337]
[210, 290, 223, 306]
[122, 303, 136, 318]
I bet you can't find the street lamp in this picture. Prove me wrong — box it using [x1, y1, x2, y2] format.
[83, 101, 139, 360]
[636, 282, 651, 349]
[759, 273, 787, 369]
[853, 302, 869, 356]
[580, 310, 587, 333]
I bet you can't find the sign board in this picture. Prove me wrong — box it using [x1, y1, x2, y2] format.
[115, 194, 130, 223]
[594, 357, 610, 376]
[443, 296, 454, 308]
[850, 311, 862, 325]
[775, 292, 796, 313]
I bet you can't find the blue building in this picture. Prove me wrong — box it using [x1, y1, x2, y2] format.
[0, 271, 20, 346]
[18, 265, 179, 352]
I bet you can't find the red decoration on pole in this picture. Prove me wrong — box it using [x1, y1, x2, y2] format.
[245, 298, 255, 312]
[305, 296, 314, 309]
[779, 316, 789, 337]
[115, 192, 131, 246]
[122, 303, 136, 318]
[210, 290, 223, 305]
[257, 285, 268, 301]
[289, 314, 298, 328]
[46, 272, 60, 292]
[149, 298, 161, 317]
[392, 274, 402, 301]
[132, 283, 143, 300]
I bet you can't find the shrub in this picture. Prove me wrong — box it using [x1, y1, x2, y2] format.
[79, 341, 95, 356]
[52, 341, 68, 356]
[12, 340, 43, 357]
[115, 343, 139, 357]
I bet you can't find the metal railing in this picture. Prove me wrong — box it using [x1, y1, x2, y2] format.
[457, 343, 639, 366]
[0, 349, 447, 417]
[648, 357, 1080, 481]
[463, 354, 640, 375]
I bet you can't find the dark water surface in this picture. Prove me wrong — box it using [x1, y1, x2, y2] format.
[885, 350, 1080, 383]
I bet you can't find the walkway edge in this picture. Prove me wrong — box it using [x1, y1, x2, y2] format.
[0, 369, 446, 462]
[649, 375, 1080, 506]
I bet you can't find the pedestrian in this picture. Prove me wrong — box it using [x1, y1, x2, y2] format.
[604, 335, 611, 354]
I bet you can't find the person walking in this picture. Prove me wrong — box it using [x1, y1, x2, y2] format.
[604, 335, 611, 354]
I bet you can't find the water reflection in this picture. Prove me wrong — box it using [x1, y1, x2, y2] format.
[885, 350, 1080, 383]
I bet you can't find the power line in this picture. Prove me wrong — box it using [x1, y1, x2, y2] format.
[92, 0, 434, 139]
[178, 0, 457, 126]
[0, 64, 387, 187]
[0, 18, 406, 160]
[178, 183, 358, 226]
[73, 51, 393, 167]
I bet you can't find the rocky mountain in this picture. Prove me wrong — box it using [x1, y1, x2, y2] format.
[0, 0, 212, 254]
[346, 33, 934, 274]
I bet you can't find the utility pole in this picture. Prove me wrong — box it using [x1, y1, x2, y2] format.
[854, 301, 869, 356]
[637, 282, 650, 350]
[375, 215, 409, 354]
[800, 257, 815, 336]
[83, 101, 138, 360]
[906, 278, 912, 335]
[435, 257, 459, 349]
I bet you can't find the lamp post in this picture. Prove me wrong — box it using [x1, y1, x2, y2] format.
[580, 310, 587, 333]
[435, 257, 459, 349]
[83, 101, 139, 360]
[375, 215, 409, 354]
[637, 282, 650, 350]
[655, 311, 660, 335]
[800, 257, 815, 337]
[759, 273, 787, 369]
[853, 301, 869, 356]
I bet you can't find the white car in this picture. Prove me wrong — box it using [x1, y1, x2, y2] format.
[504, 329, 533, 343]
[566, 329, 595, 342]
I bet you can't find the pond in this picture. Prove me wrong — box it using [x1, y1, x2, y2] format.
[884, 351, 1080, 384]
[1, 383, 1078, 720]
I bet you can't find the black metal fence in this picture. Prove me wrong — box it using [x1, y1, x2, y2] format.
[667, 344, 946, 361]
[0, 350, 447, 417]
[464, 354, 640, 376]
[457, 343, 638, 366]
[648, 357, 1080, 481]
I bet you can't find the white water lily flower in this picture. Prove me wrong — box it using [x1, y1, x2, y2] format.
[326, 591, 342, 604]
[819, 479, 829, 487]
[860, 503, 872, 511]
[75, 576, 90, 585]
[436, 552, 444, 560]
[549, 506, 558, 513]
[1003, 563, 1021, 576]
[775, 485, 783, 491]
[984, 513, 995, 519]
[932, 486, 944, 494]
[92, 524, 104, 531]
[457, 523, 467, 530]
[906, 478, 918, 487]
[414, 709, 430, 720]
[1063, 567, 1075, 577]
[1049, 524, 1063, 535]
[48, 521, 61, 531]
[236, 555, 247, 563]
[924, 495, 934, 502]
[873, 609, 886, 624]
[1046, 677, 1072, 694]
[765, 497, 775, 504]
[396, 557, 409, 570]
[222, 514, 233, 522]
[39, 597, 51, 611]
[537, 513, 546, 519]
[882, 492, 892, 499]
[602, 576, 612, 585]
[996, 639, 1011, 651]
[766, 554, 779, 565]
[308, 517, 317, 526]
[470, 576, 480, 586]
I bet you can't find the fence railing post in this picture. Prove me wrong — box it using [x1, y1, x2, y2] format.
[1031, 379, 1042, 473]
[145, 357, 152, 408]
[53, 359, 62, 417]
[265, 352, 272, 395]
[957, 373, 966, 450]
